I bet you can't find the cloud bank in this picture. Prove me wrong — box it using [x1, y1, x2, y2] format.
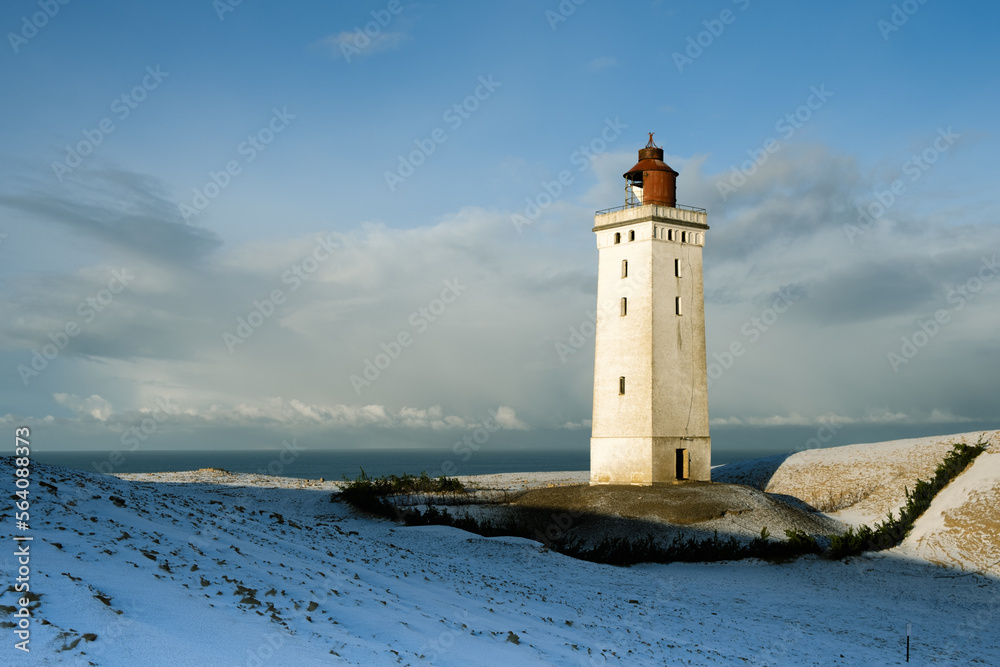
[2, 140, 998, 450]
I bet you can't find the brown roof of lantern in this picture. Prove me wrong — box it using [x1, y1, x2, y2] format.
[623, 136, 678, 180]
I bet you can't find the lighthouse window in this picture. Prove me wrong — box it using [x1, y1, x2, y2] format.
[620, 297, 627, 316]
[619, 377, 626, 395]
[676, 296, 683, 316]
[614, 232, 620, 244]
[629, 230, 635, 241]
[681, 231, 687, 243]
[675, 259, 681, 277]
[621, 260, 628, 278]
[667, 229, 674, 241]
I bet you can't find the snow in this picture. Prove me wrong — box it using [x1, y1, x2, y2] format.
[896, 449, 1000, 575]
[714, 430, 999, 526]
[3, 433, 999, 665]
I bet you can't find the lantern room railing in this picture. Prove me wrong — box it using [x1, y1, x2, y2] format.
[595, 201, 706, 216]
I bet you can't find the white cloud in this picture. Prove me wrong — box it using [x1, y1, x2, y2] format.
[587, 56, 617, 72]
[323, 30, 410, 58]
[490, 406, 528, 430]
[53, 393, 113, 421]
[40, 395, 529, 432]
[711, 409, 975, 428]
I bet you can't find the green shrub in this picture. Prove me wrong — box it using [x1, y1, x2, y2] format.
[554, 526, 823, 566]
[337, 469, 466, 517]
[341, 468, 465, 496]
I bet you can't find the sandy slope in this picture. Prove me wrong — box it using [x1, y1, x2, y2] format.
[895, 448, 1000, 575]
[713, 430, 1000, 577]
[3, 433, 999, 665]
[713, 429, 1000, 576]
[714, 430, 999, 526]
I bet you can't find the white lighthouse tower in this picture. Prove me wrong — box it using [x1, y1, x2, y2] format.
[590, 134, 711, 485]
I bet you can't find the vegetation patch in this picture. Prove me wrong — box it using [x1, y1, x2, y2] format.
[560, 528, 823, 566]
[338, 469, 467, 514]
[335, 441, 985, 566]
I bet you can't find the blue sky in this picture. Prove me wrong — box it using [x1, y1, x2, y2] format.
[1, 0, 999, 457]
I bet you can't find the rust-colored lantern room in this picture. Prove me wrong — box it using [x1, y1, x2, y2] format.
[623, 133, 678, 208]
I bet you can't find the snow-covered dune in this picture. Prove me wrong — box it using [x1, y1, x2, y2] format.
[714, 430, 998, 526]
[895, 448, 1000, 575]
[3, 432, 999, 665]
[714, 429, 1000, 576]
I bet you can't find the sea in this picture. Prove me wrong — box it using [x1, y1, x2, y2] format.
[30, 421, 997, 481]
[31, 447, 784, 481]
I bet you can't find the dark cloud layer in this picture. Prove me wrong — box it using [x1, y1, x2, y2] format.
[0, 169, 223, 264]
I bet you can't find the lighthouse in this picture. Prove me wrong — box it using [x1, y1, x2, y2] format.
[590, 134, 711, 485]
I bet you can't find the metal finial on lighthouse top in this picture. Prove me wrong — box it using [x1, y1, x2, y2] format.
[646, 132, 659, 149]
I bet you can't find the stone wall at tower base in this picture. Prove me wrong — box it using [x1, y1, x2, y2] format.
[590, 436, 711, 485]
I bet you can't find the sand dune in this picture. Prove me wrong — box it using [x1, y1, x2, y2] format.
[896, 448, 1000, 575]
[713, 429, 1000, 576]
[714, 430, 998, 524]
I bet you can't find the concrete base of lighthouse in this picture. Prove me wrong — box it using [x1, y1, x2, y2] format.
[590, 436, 711, 485]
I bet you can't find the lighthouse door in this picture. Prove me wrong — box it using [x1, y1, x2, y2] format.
[675, 449, 690, 480]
